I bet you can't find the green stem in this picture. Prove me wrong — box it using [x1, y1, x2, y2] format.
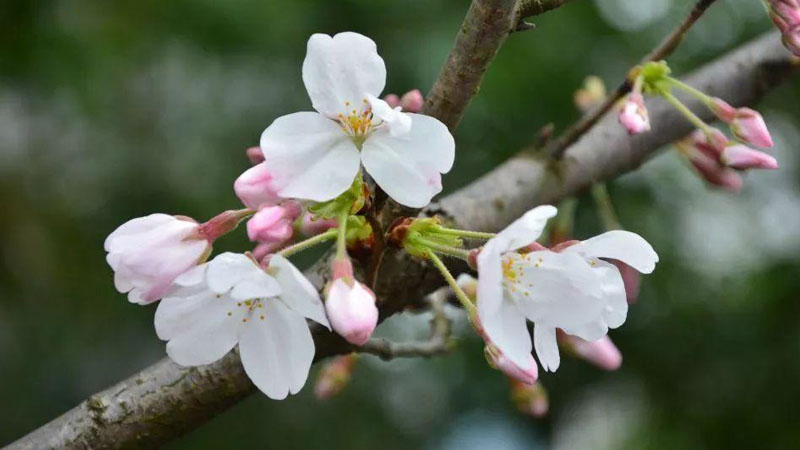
[434, 227, 496, 241]
[278, 229, 339, 258]
[335, 210, 349, 259]
[666, 77, 712, 105]
[661, 90, 711, 134]
[415, 237, 471, 260]
[591, 183, 621, 231]
[426, 249, 478, 320]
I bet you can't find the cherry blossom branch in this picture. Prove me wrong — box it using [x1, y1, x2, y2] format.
[6, 32, 795, 450]
[357, 290, 453, 360]
[546, 0, 719, 158]
[518, 0, 575, 19]
[423, 0, 522, 130]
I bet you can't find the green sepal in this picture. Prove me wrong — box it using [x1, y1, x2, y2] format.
[308, 174, 366, 219]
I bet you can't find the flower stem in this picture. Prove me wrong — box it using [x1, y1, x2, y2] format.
[661, 90, 711, 134]
[414, 237, 471, 260]
[278, 229, 338, 258]
[591, 183, 621, 231]
[335, 210, 349, 260]
[666, 77, 712, 105]
[426, 249, 478, 320]
[434, 227, 496, 240]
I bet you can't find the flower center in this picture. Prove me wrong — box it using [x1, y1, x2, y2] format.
[501, 253, 540, 298]
[337, 99, 375, 146]
[226, 297, 267, 323]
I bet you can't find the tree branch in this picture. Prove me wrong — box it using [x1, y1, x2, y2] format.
[6, 32, 795, 450]
[546, 0, 720, 158]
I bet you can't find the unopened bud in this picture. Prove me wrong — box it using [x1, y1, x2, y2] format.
[574, 75, 607, 113]
[400, 89, 424, 113]
[730, 107, 773, 148]
[510, 380, 549, 418]
[560, 333, 622, 371]
[485, 344, 538, 385]
[234, 162, 282, 210]
[618, 92, 650, 135]
[383, 93, 401, 108]
[314, 354, 358, 400]
[709, 97, 736, 123]
[299, 212, 338, 237]
[246, 146, 265, 165]
[325, 276, 378, 346]
[612, 260, 641, 304]
[721, 145, 779, 170]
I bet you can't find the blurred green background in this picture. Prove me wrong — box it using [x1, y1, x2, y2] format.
[2, 0, 800, 448]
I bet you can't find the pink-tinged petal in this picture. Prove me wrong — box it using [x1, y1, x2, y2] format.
[360, 114, 454, 208]
[325, 279, 378, 345]
[246, 205, 298, 245]
[246, 146, 265, 165]
[730, 108, 774, 148]
[234, 163, 282, 210]
[478, 298, 533, 370]
[239, 300, 315, 399]
[685, 148, 744, 192]
[485, 344, 538, 385]
[783, 25, 800, 56]
[611, 260, 641, 304]
[302, 32, 386, 119]
[721, 145, 779, 170]
[709, 97, 736, 123]
[261, 112, 360, 202]
[561, 333, 622, 371]
[562, 229, 659, 274]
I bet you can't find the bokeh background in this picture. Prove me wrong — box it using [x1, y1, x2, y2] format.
[2, 0, 800, 448]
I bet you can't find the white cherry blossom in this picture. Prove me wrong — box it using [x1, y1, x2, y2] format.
[260, 32, 455, 208]
[155, 252, 328, 400]
[477, 206, 658, 373]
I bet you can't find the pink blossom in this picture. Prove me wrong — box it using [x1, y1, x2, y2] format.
[383, 93, 401, 108]
[105, 214, 211, 304]
[685, 147, 744, 193]
[246, 203, 301, 243]
[234, 162, 283, 210]
[325, 259, 379, 346]
[730, 108, 774, 148]
[618, 92, 650, 135]
[400, 89, 424, 113]
[721, 145, 779, 170]
[560, 333, 622, 371]
[510, 380, 548, 418]
[485, 344, 538, 385]
[314, 354, 357, 400]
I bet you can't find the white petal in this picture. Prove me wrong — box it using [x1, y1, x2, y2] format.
[564, 230, 658, 274]
[513, 251, 603, 329]
[104, 214, 176, 251]
[268, 255, 329, 328]
[533, 324, 560, 372]
[239, 300, 315, 400]
[361, 115, 454, 208]
[156, 291, 240, 366]
[493, 205, 558, 251]
[163, 264, 208, 298]
[230, 271, 282, 301]
[302, 32, 386, 118]
[478, 298, 532, 369]
[367, 95, 411, 136]
[205, 253, 262, 294]
[592, 260, 629, 329]
[260, 112, 360, 202]
[476, 245, 505, 318]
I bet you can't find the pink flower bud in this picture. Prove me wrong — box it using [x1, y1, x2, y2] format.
[618, 92, 650, 135]
[769, 1, 800, 29]
[400, 89, 424, 113]
[325, 277, 378, 346]
[783, 24, 800, 56]
[611, 260, 641, 304]
[560, 333, 622, 371]
[709, 97, 736, 123]
[314, 354, 358, 400]
[234, 162, 282, 210]
[245, 146, 265, 165]
[246, 203, 301, 245]
[485, 344, 539, 385]
[510, 380, 548, 418]
[721, 145, 779, 170]
[730, 108, 773, 148]
[686, 149, 744, 193]
[299, 212, 338, 237]
[104, 214, 211, 304]
[383, 93, 401, 108]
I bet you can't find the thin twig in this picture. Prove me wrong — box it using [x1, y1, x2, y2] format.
[517, 0, 574, 19]
[546, 0, 719, 158]
[357, 290, 453, 360]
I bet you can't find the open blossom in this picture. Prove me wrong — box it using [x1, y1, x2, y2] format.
[155, 252, 329, 399]
[324, 259, 378, 345]
[260, 32, 455, 208]
[618, 92, 650, 135]
[105, 214, 211, 304]
[476, 206, 658, 372]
